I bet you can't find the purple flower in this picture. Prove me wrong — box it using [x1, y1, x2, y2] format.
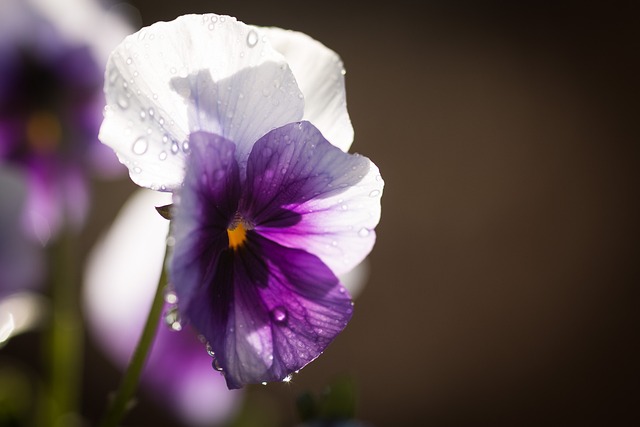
[99, 14, 383, 389]
[0, 166, 44, 297]
[0, 0, 130, 241]
[83, 189, 242, 425]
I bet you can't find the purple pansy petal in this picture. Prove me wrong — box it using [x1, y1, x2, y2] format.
[243, 122, 383, 276]
[170, 133, 241, 313]
[187, 234, 352, 389]
[83, 189, 241, 425]
[262, 27, 354, 152]
[99, 14, 304, 191]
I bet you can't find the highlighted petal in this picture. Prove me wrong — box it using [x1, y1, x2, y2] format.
[100, 14, 304, 190]
[263, 27, 354, 152]
[243, 122, 383, 275]
[170, 133, 241, 313]
[187, 234, 353, 389]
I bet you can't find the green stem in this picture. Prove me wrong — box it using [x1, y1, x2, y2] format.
[49, 229, 82, 426]
[98, 246, 169, 427]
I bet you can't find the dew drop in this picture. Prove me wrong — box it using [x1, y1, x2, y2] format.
[341, 204, 349, 211]
[132, 137, 148, 155]
[171, 141, 179, 154]
[182, 141, 190, 152]
[116, 94, 129, 109]
[139, 110, 146, 120]
[246, 30, 259, 47]
[271, 306, 287, 323]
[133, 166, 142, 174]
[148, 108, 155, 117]
[126, 57, 132, 65]
[358, 227, 370, 237]
[164, 307, 182, 331]
[205, 342, 215, 357]
[369, 189, 381, 197]
[159, 151, 167, 161]
[164, 291, 178, 304]
[108, 68, 118, 84]
[162, 134, 169, 144]
[212, 357, 224, 372]
[375, 174, 383, 182]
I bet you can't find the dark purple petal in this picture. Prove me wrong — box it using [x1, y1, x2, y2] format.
[187, 233, 353, 389]
[239, 121, 370, 227]
[170, 132, 241, 315]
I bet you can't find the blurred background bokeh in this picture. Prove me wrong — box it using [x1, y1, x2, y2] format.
[1, 0, 639, 426]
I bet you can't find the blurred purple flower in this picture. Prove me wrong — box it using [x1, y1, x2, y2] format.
[83, 189, 241, 426]
[0, 166, 46, 344]
[0, 0, 130, 242]
[99, 14, 383, 389]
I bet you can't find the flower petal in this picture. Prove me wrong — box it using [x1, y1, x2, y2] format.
[170, 132, 240, 313]
[100, 14, 304, 190]
[262, 27, 354, 152]
[242, 121, 383, 275]
[187, 234, 353, 389]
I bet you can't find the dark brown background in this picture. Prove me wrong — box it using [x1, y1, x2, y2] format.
[7, 0, 640, 426]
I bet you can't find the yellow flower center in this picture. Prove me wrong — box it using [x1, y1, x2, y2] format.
[26, 111, 61, 153]
[227, 222, 247, 250]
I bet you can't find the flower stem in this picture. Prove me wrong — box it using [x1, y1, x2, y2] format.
[98, 245, 169, 427]
[49, 229, 82, 426]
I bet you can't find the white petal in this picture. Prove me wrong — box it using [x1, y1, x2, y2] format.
[262, 27, 354, 152]
[100, 14, 304, 190]
[259, 160, 384, 276]
[82, 189, 171, 362]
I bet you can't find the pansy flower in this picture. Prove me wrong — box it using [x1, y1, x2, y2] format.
[99, 14, 383, 389]
[0, 0, 130, 242]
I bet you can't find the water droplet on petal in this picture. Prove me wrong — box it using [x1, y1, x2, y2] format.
[159, 151, 167, 161]
[132, 137, 148, 155]
[164, 291, 178, 304]
[206, 342, 215, 357]
[182, 141, 190, 152]
[369, 189, 381, 197]
[116, 94, 129, 109]
[139, 110, 146, 120]
[261, 381, 267, 386]
[272, 306, 287, 324]
[171, 141, 179, 154]
[164, 307, 182, 331]
[126, 57, 133, 65]
[212, 357, 224, 372]
[108, 68, 118, 84]
[246, 30, 258, 47]
[133, 166, 142, 174]
[358, 227, 370, 237]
